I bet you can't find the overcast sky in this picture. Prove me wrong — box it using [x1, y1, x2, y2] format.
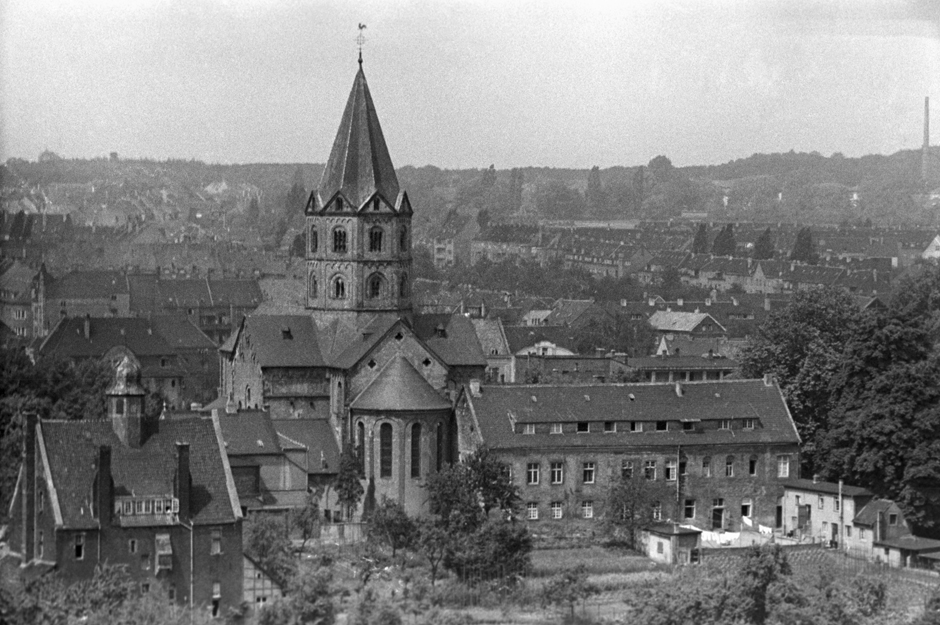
[1, 0, 938, 169]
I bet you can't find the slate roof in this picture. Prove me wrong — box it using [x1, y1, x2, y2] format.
[781, 478, 873, 498]
[648, 311, 725, 334]
[471, 318, 510, 357]
[272, 419, 341, 475]
[853, 499, 900, 527]
[243, 315, 326, 368]
[351, 356, 452, 412]
[413, 313, 487, 367]
[218, 411, 283, 456]
[0, 260, 36, 301]
[466, 379, 800, 451]
[503, 325, 581, 354]
[128, 275, 262, 314]
[148, 315, 216, 351]
[318, 66, 400, 209]
[545, 299, 606, 327]
[40, 417, 239, 528]
[49, 270, 128, 300]
[40, 317, 176, 358]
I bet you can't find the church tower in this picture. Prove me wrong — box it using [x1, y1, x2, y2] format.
[305, 61, 414, 325]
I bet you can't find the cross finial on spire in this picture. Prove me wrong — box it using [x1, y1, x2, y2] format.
[357, 23, 367, 66]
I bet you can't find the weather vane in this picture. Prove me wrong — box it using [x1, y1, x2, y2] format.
[357, 23, 367, 65]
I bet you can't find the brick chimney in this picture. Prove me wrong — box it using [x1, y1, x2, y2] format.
[176, 443, 190, 523]
[97, 446, 112, 529]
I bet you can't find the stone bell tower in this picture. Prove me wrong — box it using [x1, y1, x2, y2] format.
[304, 60, 414, 326]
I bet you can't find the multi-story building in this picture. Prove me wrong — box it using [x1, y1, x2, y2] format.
[780, 478, 874, 547]
[7, 357, 244, 615]
[457, 377, 801, 532]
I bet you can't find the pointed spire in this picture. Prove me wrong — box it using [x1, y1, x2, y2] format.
[318, 65, 400, 209]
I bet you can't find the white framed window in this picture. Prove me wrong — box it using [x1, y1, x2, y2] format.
[74, 533, 85, 560]
[703, 457, 712, 477]
[818, 496, 824, 510]
[550, 423, 562, 434]
[630, 421, 643, 432]
[526, 463, 540, 485]
[211, 528, 222, 555]
[644, 460, 657, 480]
[741, 498, 753, 518]
[652, 502, 662, 521]
[577, 422, 589, 433]
[604, 421, 616, 433]
[777, 455, 790, 478]
[155, 499, 165, 514]
[835, 498, 840, 513]
[135, 499, 145, 514]
[523, 423, 535, 435]
[743, 418, 756, 430]
[527, 502, 538, 520]
[665, 459, 677, 481]
[719, 419, 731, 430]
[551, 502, 563, 520]
[582, 462, 595, 484]
[581, 501, 594, 519]
[621, 460, 634, 479]
[684, 499, 696, 519]
[550, 462, 564, 484]
[725, 456, 735, 477]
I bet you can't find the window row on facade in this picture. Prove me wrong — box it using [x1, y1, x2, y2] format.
[309, 272, 409, 300]
[518, 417, 761, 435]
[522, 454, 791, 485]
[526, 500, 594, 520]
[309, 225, 408, 255]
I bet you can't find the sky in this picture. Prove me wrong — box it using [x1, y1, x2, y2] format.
[1, 0, 938, 169]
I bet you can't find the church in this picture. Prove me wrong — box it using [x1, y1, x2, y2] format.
[219, 60, 486, 516]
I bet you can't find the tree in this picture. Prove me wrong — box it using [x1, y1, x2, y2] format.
[289, 232, 305, 257]
[586, 166, 608, 214]
[740, 287, 862, 472]
[367, 497, 416, 558]
[506, 168, 524, 213]
[658, 265, 683, 300]
[425, 447, 518, 532]
[244, 514, 295, 586]
[603, 471, 674, 549]
[246, 195, 260, 222]
[790, 226, 819, 264]
[711, 223, 736, 256]
[752, 227, 775, 260]
[290, 487, 324, 552]
[733, 544, 791, 625]
[415, 520, 449, 586]
[443, 518, 532, 582]
[541, 564, 599, 619]
[334, 443, 364, 521]
[816, 264, 940, 533]
[691, 223, 709, 254]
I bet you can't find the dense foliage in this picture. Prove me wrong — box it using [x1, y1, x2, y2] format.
[741, 263, 940, 533]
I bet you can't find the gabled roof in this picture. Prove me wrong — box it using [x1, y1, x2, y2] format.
[243, 315, 326, 368]
[412, 313, 487, 367]
[40, 417, 239, 528]
[350, 356, 451, 412]
[503, 325, 580, 354]
[149, 315, 216, 351]
[272, 419, 340, 475]
[318, 66, 400, 209]
[48, 270, 128, 300]
[648, 311, 725, 334]
[40, 317, 176, 358]
[853, 499, 901, 527]
[218, 411, 283, 456]
[471, 318, 511, 357]
[466, 379, 800, 451]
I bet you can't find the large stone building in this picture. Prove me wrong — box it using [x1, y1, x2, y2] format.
[457, 378, 801, 531]
[7, 357, 244, 614]
[219, 62, 485, 516]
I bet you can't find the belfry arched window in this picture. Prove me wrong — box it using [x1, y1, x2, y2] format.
[367, 273, 384, 299]
[380, 423, 393, 478]
[332, 228, 347, 253]
[308, 274, 317, 299]
[399, 226, 408, 252]
[357, 422, 365, 475]
[332, 276, 346, 300]
[309, 227, 318, 253]
[369, 227, 383, 253]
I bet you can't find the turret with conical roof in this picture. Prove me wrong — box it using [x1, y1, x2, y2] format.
[305, 63, 413, 324]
